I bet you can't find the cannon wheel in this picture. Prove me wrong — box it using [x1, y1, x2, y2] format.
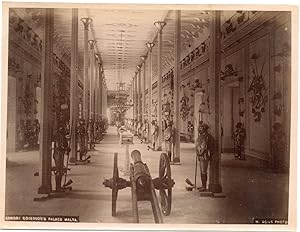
[159, 153, 172, 216]
[112, 152, 119, 217]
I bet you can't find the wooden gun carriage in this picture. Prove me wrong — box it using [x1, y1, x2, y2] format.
[103, 150, 175, 223]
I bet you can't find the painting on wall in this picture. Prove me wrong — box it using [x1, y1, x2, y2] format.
[248, 52, 268, 122]
[248, 34, 270, 154]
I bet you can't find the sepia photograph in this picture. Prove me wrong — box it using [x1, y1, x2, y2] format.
[0, 2, 297, 231]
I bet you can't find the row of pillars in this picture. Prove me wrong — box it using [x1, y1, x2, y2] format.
[38, 9, 108, 194]
[128, 11, 222, 193]
[128, 12, 181, 162]
[38, 9, 221, 194]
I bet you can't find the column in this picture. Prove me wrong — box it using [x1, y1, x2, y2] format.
[94, 57, 99, 122]
[102, 80, 106, 118]
[100, 69, 103, 118]
[141, 56, 146, 124]
[38, 8, 54, 194]
[173, 10, 181, 163]
[146, 42, 155, 142]
[88, 40, 96, 121]
[95, 54, 102, 119]
[154, 21, 166, 151]
[137, 65, 142, 122]
[88, 39, 96, 147]
[208, 11, 222, 193]
[69, 8, 79, 164]
[80, 17, 92, 127]
[132, 79, 135, 122]
[103, 83, 107, 118]
[134, 72, 138, 124]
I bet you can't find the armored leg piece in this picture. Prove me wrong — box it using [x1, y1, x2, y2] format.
[55, 173, 64, 192]
[198, 173, 207, 192]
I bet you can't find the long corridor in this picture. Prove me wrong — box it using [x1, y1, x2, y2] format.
[5, 126, 289, 224]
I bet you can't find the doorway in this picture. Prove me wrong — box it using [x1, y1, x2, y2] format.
[222, 82, 240, 153]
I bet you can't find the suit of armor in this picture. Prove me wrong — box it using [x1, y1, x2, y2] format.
[151, 121, 158, 150]
[164, 119, 174, 162]
[53, 125, 69, 192]
[88, 119, 95, 149]
[33, 119, 40, 146]
[234, 122, 246, 160]
[137, 122, 142, 138]
[195, 122, 214, 191]
[143, 121, 148, 142]
[77, 119, 87, 160]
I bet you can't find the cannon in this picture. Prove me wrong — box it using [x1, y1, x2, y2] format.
[103, 150, 175, 223]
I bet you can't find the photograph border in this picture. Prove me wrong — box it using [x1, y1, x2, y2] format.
[0, 2, 298, 231]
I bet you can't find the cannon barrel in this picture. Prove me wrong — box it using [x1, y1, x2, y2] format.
[103, 151, 174, 223]
[131, 150, 151, 190]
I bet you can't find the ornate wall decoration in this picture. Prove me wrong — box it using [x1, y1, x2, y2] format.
[273, 64, 281, 72]
[180, 93, 191, 121]
[152, 99, 158, 119]
[145, 103, 148, 115]
[220, 63, 238, 80]
[193, 79, 203, 90]
[10, 9, 70, 75]
[163, 100, 171, 118]
[17, 73, 38, 119]
[236, 11, 246, 24]
[8, 56, 22, 76]
[248, 53, 268, 122]
[180, 38, 209, 70]
[273, 42, 290, 58]
[10, 10, 42, 52]
[52, 74, 70, 128]
[152, 81, 158, 90]
[224, 18, 237, 36]
[205, 92, 210, 115]
[187, 120, 194, 141]
[221, 11, 252, 40]
[273, 92, 282, 117]
[22, 83, 34, 116]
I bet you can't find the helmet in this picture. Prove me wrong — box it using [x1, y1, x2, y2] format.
[198, 121, 209, 132]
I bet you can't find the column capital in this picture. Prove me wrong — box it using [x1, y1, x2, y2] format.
[80, 17, 92, 30]
[140, 55, 147, 63]
[146, 42, 155, 52]
[154, 21, 166, 32]
[88, 40, 96, 50]
[136, 65, 141, 71]
[95, 53, 102, 64]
